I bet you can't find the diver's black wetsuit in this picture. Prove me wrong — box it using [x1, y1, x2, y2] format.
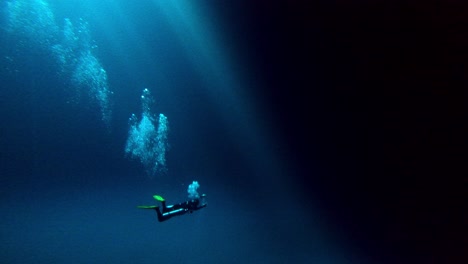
[155, 197, 207, 222]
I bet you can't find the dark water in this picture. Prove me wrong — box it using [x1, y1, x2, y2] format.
[1, 1, 465, 264]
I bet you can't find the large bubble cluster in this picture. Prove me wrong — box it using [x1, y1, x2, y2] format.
[70, 51, 112, 125]
[5, 0, 112, 125]
[6, 1, 172, 178]
[125, 89, 169, 177]
[6, 0, 58, 48]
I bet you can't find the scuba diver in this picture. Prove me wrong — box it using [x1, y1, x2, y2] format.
[138, 194, 207, 222]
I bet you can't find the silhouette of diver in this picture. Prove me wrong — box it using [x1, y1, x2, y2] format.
[138, 194, 207, 222]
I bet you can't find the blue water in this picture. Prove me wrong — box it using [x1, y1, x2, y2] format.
[3, 1, 464, 263]
[0, 1, 355, 263]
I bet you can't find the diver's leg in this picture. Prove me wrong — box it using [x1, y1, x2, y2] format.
[162, 208, 187, 218]
[153, 195, 168, 212]
[154, 207, 169, 222]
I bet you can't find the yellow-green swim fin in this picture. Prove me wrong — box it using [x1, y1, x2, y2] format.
[137, 205, 158, 209]
[153, 195, 165, 202]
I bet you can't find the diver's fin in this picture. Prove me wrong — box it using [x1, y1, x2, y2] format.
[153, 195, 165, 202]
[137, 205, 158, 209]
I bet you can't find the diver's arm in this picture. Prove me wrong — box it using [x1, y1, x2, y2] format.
[194, 203, 207, 210]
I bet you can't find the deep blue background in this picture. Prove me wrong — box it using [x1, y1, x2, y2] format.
[1, 1, 466, 263]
